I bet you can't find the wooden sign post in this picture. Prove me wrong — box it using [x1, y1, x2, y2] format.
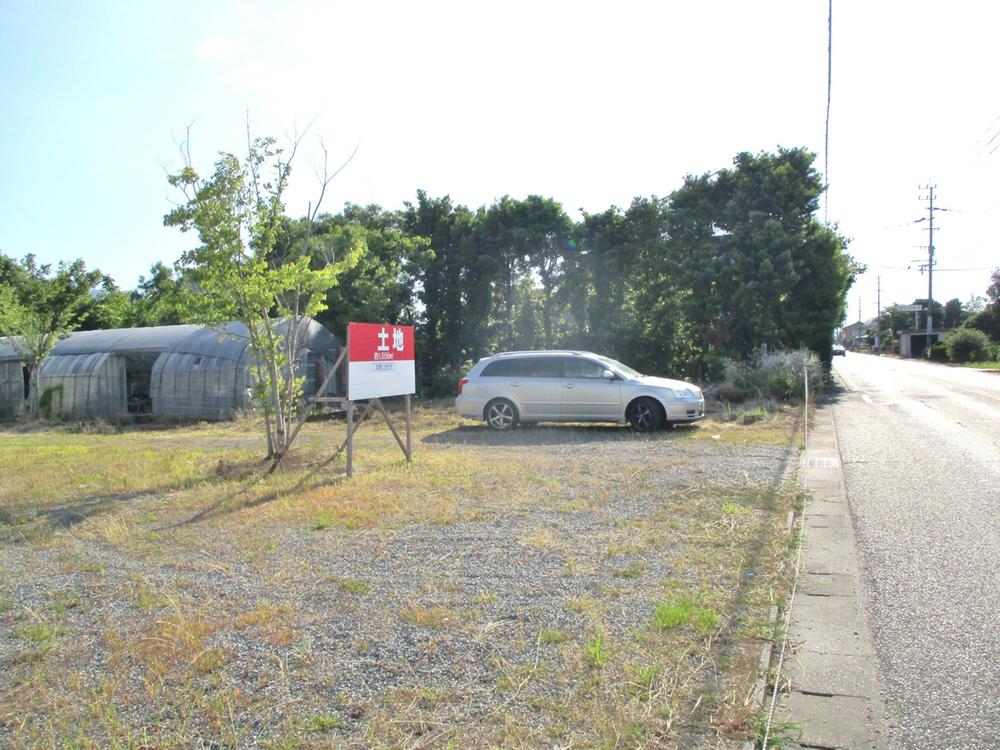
[270, 322, 415, 478]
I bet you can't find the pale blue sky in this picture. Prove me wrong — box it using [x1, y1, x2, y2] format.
[2, 0, 998, 319]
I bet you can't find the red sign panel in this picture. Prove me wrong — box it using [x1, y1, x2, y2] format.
[347, 322, 416, 400]
[348, 323, 415, 363]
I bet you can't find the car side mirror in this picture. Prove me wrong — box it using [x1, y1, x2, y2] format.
[602, 369, 616, 380]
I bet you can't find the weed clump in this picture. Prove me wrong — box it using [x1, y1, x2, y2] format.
[653, 597, 719, 634]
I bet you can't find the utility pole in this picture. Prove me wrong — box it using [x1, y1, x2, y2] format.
[875, 276, 881, 355]
[919, 184, 937, 339]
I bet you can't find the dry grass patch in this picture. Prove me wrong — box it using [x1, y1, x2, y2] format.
[0, 403, 804, 749]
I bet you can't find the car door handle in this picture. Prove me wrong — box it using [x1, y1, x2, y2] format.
[509, 381, 521, 387]
[563, 384, 574, 389]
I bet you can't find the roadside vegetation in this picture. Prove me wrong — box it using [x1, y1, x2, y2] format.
[871, 267, 1000, 366]
[0, 402, 804, 749]
[2, 143, 860, 411]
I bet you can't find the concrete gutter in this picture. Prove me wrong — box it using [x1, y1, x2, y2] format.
[773, 399, 887, 749]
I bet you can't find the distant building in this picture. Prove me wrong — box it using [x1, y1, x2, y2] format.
[839, 320, 872, 349]
[898, 329, 947, 359]
[0, 318, 341, 421]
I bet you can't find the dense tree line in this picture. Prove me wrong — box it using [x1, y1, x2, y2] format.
[2, 147, 866, 397]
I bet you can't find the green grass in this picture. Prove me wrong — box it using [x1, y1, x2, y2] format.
[585, 631, 608, 668]
[299, 713, 344, 732]
[336, 578, 371, 595]
[16, 621, 66, 651]
[539, 628, 571, 645]
[653, 597, 720, 634]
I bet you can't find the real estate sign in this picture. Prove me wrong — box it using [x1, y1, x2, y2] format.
[347, 322, 416, 401]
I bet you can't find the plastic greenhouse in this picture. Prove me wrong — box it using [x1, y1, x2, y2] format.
[0, 338, 28, 419]
[0, 319, 341, 421]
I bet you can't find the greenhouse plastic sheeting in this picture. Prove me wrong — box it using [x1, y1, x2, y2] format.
[11, 319, 341, 421]
[0, 360, 26, 419]
[38, 352, 127, 419]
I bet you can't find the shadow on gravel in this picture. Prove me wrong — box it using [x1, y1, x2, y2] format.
[161, 456, 350, 531]
[6, 455, 341, 540]
[5, 471, 261, 542]
[37, 491, 155, 532]
[423, 423, 701, 447]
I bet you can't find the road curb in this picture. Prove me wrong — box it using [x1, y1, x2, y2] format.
[769, 395, 885, 749]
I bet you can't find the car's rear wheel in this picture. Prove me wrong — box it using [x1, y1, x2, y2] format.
[627, 397, 663, 432]
[485, 398, 518, 431]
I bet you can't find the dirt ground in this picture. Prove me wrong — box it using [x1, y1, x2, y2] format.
[0, 407, 802, 749]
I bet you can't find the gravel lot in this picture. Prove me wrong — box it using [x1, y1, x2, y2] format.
[0, 415, 800, 749]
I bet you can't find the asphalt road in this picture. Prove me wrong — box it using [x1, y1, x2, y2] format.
[831, 353, 1000, 749]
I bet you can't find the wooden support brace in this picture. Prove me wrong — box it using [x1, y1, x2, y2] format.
[269, 346, 348, 474]
[373, 398, 411, 462]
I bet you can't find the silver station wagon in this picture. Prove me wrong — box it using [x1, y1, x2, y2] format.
[456, 350, 705, 431]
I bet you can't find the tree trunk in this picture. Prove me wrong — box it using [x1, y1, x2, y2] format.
[28, 364, 40, 419]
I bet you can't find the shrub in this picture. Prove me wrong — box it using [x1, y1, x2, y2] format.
[945, 327, 992, 363]
[38, 384, 64, 418]
[924, 341, 949, 362]
[715, 350, 822, 403]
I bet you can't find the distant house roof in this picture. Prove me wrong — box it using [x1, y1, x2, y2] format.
[841, 321, 870, 335]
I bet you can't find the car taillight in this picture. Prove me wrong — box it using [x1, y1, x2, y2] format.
[458, 377, 469, 396]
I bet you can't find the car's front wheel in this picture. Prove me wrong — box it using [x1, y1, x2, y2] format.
[627, 397, 663, 432]
[485, 399, 518, 431]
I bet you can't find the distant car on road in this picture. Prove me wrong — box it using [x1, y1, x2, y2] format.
[456, 350, 705, 432]
[832, 344, 847, 356]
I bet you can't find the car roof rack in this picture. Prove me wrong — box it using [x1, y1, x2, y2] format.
[493, 350, 595, 358]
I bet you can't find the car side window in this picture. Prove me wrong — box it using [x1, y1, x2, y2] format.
[481, 360, 511, 377]
[525, 357, 564, 378]
[504, 358, 532, 377]
[564, 358, 607, 379]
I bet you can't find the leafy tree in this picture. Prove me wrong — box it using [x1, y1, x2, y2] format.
[988, 267, 1000, 310]
[0, 253, 104, 416]
[911, 298, 944, 332]
[877, 304, 916, 342]
[964, 268, 1000, 342]
[565, 204, 645, 358]
[78, 278, 134, 330]
[620, 197, 693, 375]
[121, 262, 201, 327]
[471, 196, 571, 352]
[164, 131, 364, 458]
[280, 204, 433, 337]
[665, 148, 859, 377]
[942, 298, 964, 329]
[517, 196, 572, 349]
[402, 192, 479, 394]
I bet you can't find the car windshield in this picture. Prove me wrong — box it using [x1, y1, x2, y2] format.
[597, 355, 643, 378]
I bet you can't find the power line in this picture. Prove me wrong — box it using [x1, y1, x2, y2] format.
[927, 266, 994, 272]
[976, 112, 1000, 145]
